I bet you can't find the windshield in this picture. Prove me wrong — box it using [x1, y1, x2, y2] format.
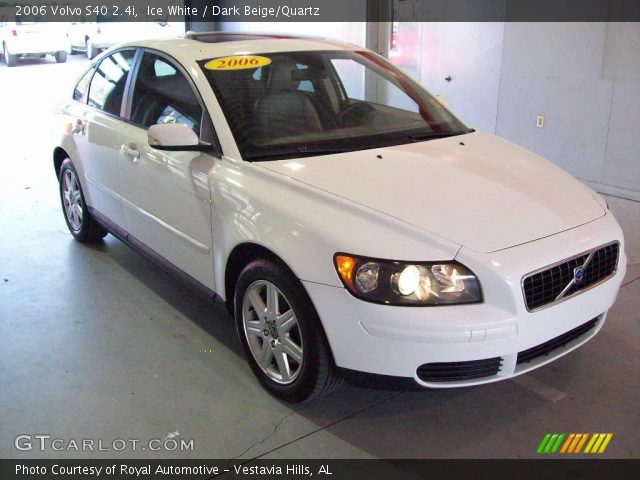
[201, 50, 471, 161]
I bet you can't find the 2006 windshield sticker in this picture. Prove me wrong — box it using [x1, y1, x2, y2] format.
[204, 56, 272, 71]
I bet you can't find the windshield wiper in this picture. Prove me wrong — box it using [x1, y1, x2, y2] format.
[296, 145, 355, 156]
[243, 144, 356, 162]
[408, 131, 467, 142]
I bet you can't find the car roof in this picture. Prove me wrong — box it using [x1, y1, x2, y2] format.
[118, 32, 359, 63]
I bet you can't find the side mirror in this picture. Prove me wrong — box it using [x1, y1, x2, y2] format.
[148, 123, 209, 151]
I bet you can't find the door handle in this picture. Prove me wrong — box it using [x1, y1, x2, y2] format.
[120, 143, 140, 160]
[72, 118, 85, 134]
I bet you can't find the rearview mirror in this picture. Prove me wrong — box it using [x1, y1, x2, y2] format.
[148, 123, 209, 151]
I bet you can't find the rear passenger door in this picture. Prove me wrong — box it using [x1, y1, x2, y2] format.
[81, 48, 137, 228]
[118, 51, 219, 289]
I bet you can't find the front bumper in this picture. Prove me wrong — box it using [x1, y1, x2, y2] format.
[305, 213, 626, 387]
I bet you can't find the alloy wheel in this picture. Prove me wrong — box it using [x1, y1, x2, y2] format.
[242, 280, 304, 384]
[62, 169, 83, 232]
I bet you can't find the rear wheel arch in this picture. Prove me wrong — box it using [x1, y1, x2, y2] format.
[53, 147, 68, 178]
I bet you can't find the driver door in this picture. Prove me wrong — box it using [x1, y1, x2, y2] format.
[118, 51, 218, 289]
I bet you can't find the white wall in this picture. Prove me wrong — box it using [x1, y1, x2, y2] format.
[418, 22, 505, 133]
[496, 22, 640, 200]
[218, 22, 367, 47]
[414, 22, 640, 201]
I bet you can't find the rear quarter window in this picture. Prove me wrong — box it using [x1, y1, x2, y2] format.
[73, 68, 94, 102]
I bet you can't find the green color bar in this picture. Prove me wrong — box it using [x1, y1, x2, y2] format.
[544, 434, 559, 453]
[550, 433, 565, 453]
[537, 433, 552, 453]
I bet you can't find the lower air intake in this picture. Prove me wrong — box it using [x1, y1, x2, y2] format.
[417, 357, 503, 383]
[517, 317, 599, 365]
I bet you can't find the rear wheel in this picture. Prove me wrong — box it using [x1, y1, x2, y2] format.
[55, 51, 67, 63]
[234, 259, 341, 402]
[58, 158, 107, 243]
[3, 44, 18, 67]
[86, 40, 98, 60]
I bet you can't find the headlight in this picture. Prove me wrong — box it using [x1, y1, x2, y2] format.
[334, 254, 482, 306]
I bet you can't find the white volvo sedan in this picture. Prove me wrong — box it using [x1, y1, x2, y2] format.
[54, 33, 626, 402]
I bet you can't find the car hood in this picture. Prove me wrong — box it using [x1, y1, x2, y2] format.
[256, 131, 606, 253]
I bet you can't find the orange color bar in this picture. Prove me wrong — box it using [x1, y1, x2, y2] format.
[567, 434, 582, 453]
[560, 434, 575, 453]
[574, 433, 589, 453]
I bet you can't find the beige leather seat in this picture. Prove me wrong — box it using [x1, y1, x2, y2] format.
[254, 61, 324, 141]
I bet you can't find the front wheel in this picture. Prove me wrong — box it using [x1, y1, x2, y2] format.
[234, 259, 341, 402]
[55, 51, 67, 63]
[58, 158, 107, 243]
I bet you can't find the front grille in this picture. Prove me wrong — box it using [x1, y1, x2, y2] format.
[522, 242, 619, 311]
[517, 317, 599, 365]
[417, 357, 503, 383]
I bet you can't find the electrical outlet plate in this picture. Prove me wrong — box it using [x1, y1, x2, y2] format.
[536, 115, 545, 128]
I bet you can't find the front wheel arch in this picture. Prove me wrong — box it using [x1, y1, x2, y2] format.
[233, 257, 341, 401]
[224, 243, 300, 315]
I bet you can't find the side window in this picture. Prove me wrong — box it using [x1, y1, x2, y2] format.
[131, 53, 202, 134]
[73, 68, 94, 102]
[87, 50, 135, 116]
[330, 59, 365, 101]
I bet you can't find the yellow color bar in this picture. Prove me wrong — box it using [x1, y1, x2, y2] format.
[598, 434, 613, 453]
[583, 434, 597, 453]
[589, 434, 607, 453]
[584, 434, 600, 453]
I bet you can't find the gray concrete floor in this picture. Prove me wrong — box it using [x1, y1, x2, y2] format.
[1, 56, 639, 459]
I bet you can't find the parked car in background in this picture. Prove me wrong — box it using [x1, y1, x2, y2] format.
[67, 19, 183, 59]
[1, 18, 69, 66]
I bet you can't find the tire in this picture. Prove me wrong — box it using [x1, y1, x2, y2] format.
[234, 259, 341, 402]
[86, 40, 98, 60]
[55, 51, 67, 63]
[3, 44, 18, 67]
[58, 158, 107, 243]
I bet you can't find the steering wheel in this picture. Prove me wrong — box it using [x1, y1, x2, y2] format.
[335, 102, 375, 126]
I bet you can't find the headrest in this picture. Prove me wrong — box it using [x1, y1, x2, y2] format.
[291, 67, 328, 82]
[148, 75, 197, 105]
[267, 61, 301, 92]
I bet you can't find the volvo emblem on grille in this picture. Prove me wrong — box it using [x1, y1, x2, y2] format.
[573, 266, 585, 284]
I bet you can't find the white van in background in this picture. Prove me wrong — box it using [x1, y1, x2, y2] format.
[68, 19, 183, 59]
[0, 18, 70, 67]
